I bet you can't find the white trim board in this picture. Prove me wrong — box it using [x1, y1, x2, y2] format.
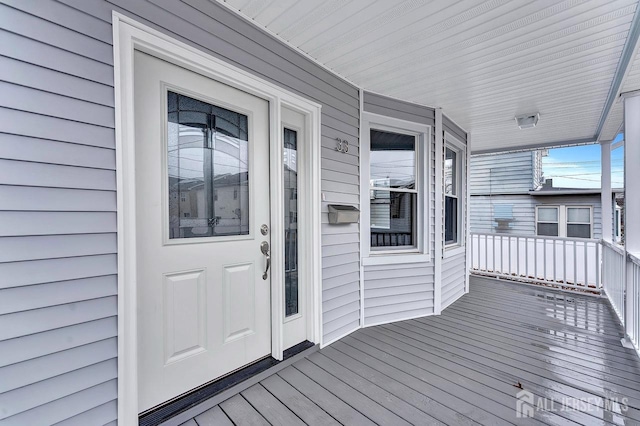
[359, 111, 432, 262]
[113, 13, 322, 424]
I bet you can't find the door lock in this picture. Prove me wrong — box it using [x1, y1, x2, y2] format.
[260, 224, 269, 236]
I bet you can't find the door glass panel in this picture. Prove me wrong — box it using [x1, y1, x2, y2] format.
[284, 128, 299, 317]
[167, 91, 249, 239]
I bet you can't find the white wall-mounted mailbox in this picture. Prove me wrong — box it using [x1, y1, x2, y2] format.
[328, 204, 360, 224]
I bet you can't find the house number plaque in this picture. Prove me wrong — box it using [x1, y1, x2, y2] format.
[335, 137, 349, 153]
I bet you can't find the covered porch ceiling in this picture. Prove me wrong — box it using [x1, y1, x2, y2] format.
[220, 0, 640, 153]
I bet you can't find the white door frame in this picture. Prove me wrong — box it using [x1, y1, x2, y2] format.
[113, 12, 322, 424]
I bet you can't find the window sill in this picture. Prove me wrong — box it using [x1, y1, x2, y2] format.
[362, 253, 431, 266]
[444, 245, 465, 259]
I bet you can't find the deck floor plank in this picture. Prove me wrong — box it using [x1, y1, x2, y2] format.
[260, 373, 341, 426]
[218, 394, 269, 426]
[240, 383, 306, 426]
[182, 276, 640, 426]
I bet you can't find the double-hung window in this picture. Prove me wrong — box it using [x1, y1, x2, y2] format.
[444, 135, 466, 249]
[536, 206, 559, 236]
[566, 207, 591, 238]
[536, 205, 592, 238]
[370, 129, 418, 249]
[362, 113, 430, 262]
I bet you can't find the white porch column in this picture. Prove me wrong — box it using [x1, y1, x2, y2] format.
[601, 140, 612, 242]
[623, 94, 640, 344]
[625, 95, 640, 256]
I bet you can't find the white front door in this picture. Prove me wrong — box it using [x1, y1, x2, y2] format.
[134, 51, 271, 412]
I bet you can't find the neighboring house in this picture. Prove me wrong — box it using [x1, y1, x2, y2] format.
[470, 151, 620, 240]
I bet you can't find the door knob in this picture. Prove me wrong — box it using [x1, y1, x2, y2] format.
[260, 241, 270, 280]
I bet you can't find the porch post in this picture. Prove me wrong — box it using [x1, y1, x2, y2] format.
[625, 94, 640, 256]
[600, 140, 612, 242]
[623, 93, 640, 345]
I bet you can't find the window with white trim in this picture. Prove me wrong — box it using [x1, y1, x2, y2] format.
[361, 112, 430, 261]
[536, 206, 559, 236]
[536, 205, 592, 238]
[444, 136, 465, 248]
[370, 129, 417, 249]
[566, 207, 591, 238]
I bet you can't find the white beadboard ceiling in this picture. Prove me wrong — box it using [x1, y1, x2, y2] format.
[219, 0, 640, 152]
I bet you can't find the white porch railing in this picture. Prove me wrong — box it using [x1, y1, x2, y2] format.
[602, 240, 625, 321]
[470, 233, 601, 293]
[629, 253, 640, 349]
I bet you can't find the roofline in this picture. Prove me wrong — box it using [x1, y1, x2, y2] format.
[471, 137, 596, 155]
[596, 5, 640, 141]
[529, 189, 624, 196]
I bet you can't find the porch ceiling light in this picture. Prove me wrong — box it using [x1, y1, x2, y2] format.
[515, 113, 540, 129]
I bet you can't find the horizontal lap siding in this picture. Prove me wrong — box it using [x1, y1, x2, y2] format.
[0, 0, 118, 423]
[471, 194, 603, 238]
[470, 151, 536, 195]
[470, 195, 537, 235]
[442, 114, 468, 310]
[362, 93, 436, 326]
[0, 0, 360, 422]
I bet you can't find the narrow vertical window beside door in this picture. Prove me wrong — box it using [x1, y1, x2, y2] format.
[167, 91, 249, 239]
[284, 128, 299, 316]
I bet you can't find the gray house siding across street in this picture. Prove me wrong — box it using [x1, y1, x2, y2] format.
[0, 1, 469, 424]
[470, 150, 604, 239]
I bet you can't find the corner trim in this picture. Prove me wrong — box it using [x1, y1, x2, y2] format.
[434, 108, 443, 314]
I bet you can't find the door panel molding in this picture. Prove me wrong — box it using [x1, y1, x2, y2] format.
[113, 13, 322, 424]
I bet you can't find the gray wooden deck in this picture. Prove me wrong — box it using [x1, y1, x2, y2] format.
[183, 276, 640, 425]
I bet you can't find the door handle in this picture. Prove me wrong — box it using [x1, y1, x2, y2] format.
[261, 241, 270, 280]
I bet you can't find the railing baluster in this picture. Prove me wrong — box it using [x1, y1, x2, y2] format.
[583, 241, 588, 288]
[508, 236, 512, 275]
[516, 236, 520, 277]
[533, 238, 539, 279]
[595, 242, 600, 290]
[573, 241, 577, 286]
[525, 237, 529, 278]
[563, 240, 567, 284]
[485, 234, 488, 271]
[543, 238, 547, 280]
[553, 239, 557, 283]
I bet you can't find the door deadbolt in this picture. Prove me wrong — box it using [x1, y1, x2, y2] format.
[260, 224, 269, 236]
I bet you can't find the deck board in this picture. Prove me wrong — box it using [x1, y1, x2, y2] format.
[189, 276, 640, 425]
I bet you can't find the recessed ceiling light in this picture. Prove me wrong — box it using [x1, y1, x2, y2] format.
[515, 113, 540, 129]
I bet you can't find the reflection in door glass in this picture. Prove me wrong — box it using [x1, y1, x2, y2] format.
[284, 128, 299, 316]
[168, 91, 249, 238]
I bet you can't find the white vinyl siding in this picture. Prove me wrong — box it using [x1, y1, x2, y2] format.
[440, 117, 468, 308]
[362, 93, 436, 326]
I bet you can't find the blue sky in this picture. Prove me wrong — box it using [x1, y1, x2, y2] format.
[542, 133, 624, 189]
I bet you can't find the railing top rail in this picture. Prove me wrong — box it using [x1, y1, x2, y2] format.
[470, 232, 599, 243]
[601, 239, 626, 255]
[629, 251, 640, 266]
